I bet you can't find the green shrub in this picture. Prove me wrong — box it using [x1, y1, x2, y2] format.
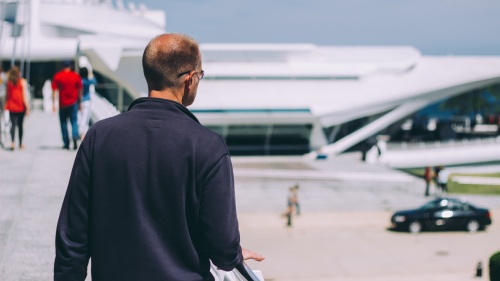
[490, 251, 500, 281]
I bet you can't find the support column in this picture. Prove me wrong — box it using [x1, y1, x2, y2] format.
[306, 100, 427, 158]
[117, 85, 123, 112]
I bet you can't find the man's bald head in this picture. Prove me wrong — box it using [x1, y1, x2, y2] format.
[142, 33, 200, 91]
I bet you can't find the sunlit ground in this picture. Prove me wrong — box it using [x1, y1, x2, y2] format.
[1, 110, 499, 281]
[239, 210, 500, 281]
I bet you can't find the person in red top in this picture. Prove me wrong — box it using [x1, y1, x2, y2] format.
[424, 166, 433, 197]
[52, 61, 83, 150]
[5, 66, 30, 150]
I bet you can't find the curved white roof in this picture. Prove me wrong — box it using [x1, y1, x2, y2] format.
[193, 56, 500, 126]
[0, 0, 164, 61]
[3, 0, 500, 131]
[40, 2, 165, 39]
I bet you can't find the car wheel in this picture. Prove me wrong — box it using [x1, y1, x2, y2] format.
[408, 221, 422, 234]
[466, 220, 480, 233]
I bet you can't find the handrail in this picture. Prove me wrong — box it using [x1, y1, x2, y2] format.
[234, 168, 415, 183]
[90, 91, 120, 122]
[386, 137, 500, 151]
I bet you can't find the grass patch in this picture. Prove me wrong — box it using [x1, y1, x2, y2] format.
[447, 181, 500, 195]
[402, 168, 425, 178]
[455, 173, 500, 177]
[448, 173, 500, 194]
[401, 169, 500, 195]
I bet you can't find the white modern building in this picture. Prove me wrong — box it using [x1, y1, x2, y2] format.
[2, 0, 500, 168]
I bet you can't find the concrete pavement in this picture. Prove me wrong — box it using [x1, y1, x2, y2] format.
[0, 110, 76, 280]
[239, 210, 500, 281]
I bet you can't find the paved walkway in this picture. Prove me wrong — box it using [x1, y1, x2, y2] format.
[0, 110, 76, 280]
[1, 110, 500, 281]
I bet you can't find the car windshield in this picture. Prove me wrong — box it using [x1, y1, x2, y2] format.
[418, 198, 473, 211]
[419, 200, 440, 210]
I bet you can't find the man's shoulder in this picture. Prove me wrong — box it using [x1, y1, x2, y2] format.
[52, 71, 62, 79]
[172, 116, 227, 149]
[191, 121, 226, 145]
[91, 111, 226, 143]
[53, 70, 69, 81]
[72, 71, 81, 79]
[91, 113, 125, 129]
[53, 70, 78, 78]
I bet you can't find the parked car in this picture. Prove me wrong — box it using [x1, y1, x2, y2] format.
[390, 198, 492, 233]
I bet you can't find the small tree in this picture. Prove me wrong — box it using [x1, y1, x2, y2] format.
[490, 251, 500, 281]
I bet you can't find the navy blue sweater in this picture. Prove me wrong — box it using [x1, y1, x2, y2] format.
[55, 98, 242, 281]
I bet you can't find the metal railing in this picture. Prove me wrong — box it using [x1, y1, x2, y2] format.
[386, 137, 500, 151]
[90, 91, 120, 122]
[94, 83, 128, 112]
[234, 168, 421, 196]
[452, 176, 500, 186]
[41, 0, 113, 7]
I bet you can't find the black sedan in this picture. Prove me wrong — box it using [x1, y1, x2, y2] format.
[390, 198, 492, 233]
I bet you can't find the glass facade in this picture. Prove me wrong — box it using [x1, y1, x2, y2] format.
[206, 124, 312, 156]
[390, 83, 500, 142]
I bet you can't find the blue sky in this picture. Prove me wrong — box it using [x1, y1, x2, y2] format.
[137, 0, 500, 55]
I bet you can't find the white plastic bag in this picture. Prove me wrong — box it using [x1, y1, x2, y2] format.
[1, 110, 10, 132]
[210, 262, 264, 281]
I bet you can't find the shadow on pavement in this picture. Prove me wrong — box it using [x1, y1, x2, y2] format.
[38, 145, 68, 151]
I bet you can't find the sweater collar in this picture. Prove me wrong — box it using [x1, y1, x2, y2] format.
[127, 97, 200, 124]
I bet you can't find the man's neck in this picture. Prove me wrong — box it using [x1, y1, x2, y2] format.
[149, 89, 184, 105]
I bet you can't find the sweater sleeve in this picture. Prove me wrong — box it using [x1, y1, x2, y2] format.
[54, 132, 93, 281]
[199, 154, 243, 271]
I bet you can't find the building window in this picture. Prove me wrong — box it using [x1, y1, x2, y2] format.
[206, 124, 312, 156]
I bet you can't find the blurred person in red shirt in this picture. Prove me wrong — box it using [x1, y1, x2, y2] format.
[4, 66, 30, 150]
[52, 61, 82, 150]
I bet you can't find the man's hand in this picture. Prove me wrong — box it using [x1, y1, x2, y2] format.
[242, 248, 265, 262]
[52, 104, 57, 113]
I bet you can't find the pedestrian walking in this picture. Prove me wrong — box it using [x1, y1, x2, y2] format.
[283, 186, 298, 226]
[4, 66, 30, 150]
[54, 33, 264, 281]
[292, 184, 300, 215]
[52, 61, 82, 150]
[433, 166, 442, 194]
[424, 166, 433, 196]
[438, 166, 450, 194]
[78, 67, 97, 139]
[0, 65, 7, 149]
[0, 65, 6, 109]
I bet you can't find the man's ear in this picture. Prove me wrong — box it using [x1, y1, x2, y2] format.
[183, 74, 193, 93]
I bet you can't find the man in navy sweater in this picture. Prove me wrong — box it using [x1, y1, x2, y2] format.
[54, 33, 264, 281]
